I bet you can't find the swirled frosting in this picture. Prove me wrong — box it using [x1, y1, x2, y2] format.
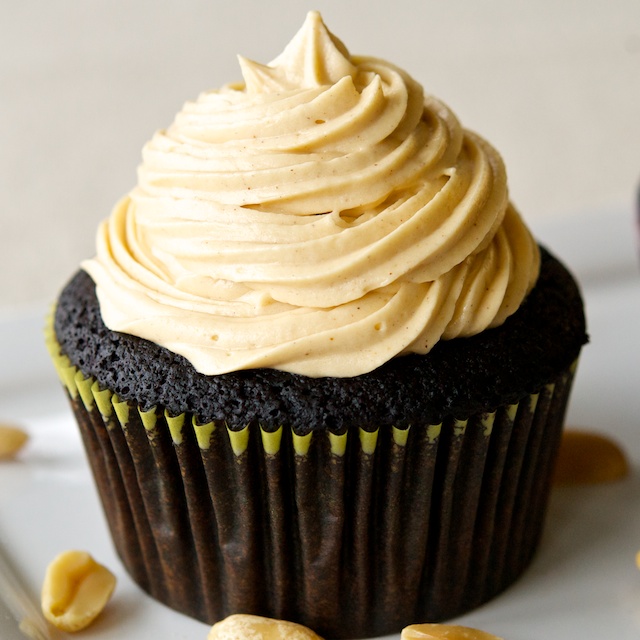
[82, 11, 540, 378]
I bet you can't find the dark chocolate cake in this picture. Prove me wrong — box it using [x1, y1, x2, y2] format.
[46, 13, 589, 637]
[54, 248, 586, 433]
[47, 247, 587, 638]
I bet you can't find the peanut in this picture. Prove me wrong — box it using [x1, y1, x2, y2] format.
[208, 614, 324, 640]
[402, 623, 503, 640]
[0, 423, 28, 459]
[41, 550, 116, 632]
[553, 428, 629, 486]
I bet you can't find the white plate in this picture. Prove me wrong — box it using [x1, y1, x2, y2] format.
[1, 205, 640, 639]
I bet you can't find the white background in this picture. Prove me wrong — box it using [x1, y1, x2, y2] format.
[1, 0, 639, 311]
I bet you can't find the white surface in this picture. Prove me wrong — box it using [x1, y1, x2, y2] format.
[1, 205, 640, 639]
[2, 0, 640, 309]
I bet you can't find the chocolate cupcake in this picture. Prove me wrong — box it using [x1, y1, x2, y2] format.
[47, 11, 587, 639]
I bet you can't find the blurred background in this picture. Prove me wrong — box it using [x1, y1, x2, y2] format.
[2, 0, 639, 314]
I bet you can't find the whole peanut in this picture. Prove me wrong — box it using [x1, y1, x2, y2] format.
[0, 423, 28, 459]
[41, 550, 116, 632]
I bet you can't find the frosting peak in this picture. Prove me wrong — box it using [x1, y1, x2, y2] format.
[239, 11, 357, 93]
[82, 12, 540, 378]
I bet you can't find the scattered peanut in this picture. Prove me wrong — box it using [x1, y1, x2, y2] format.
[208, 614, 324, 640]
[402, 623, 504, 640]
[41, 550, 116, 633]
[553, 428, 629, 486]
[0, 423, 29, 459]
[207, 617, 504, 640]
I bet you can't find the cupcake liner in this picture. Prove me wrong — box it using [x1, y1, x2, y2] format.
[46, 320, 577, 639]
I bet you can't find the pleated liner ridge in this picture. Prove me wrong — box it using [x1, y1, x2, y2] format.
[46, 321, 575, 639]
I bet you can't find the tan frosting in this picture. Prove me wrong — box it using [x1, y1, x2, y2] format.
[82, 11, 540, 378]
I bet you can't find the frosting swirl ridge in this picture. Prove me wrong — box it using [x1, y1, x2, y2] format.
[83, 11, 540, 378]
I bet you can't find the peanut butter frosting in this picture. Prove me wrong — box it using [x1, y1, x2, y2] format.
[82, 11, 540, 378]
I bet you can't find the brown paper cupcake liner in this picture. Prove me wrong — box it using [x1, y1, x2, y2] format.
[46, 319, 576, 639]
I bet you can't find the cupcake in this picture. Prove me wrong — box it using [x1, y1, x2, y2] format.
[46, 11, 587, 639]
